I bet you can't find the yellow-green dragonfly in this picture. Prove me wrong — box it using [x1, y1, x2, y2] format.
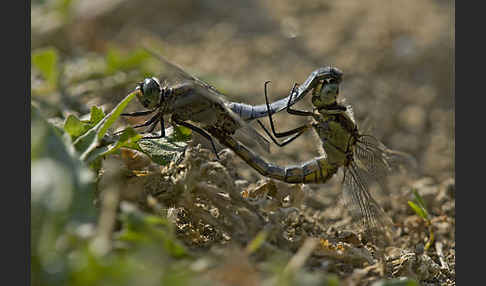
[211, 75, 414, 231]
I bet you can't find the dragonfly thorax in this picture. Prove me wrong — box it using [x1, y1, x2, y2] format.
[312, 108, 358, 168]
[136, 77, 162, 109]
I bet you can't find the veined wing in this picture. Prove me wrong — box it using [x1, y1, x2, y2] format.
[143, 47, 223, 96]
[189, 83, 271, 153]
[144, 47, 270, 153]
[341, 162, 394, 233]
[353, 134, 417, 193]
[342, 132, 415, 237]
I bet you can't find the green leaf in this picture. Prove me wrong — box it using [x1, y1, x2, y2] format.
[64, 106, 106, 141]
[84, 128, 142, 162]
[412, 189, 428, 211]
[97, 92, 138, 140]
[410, 189, 430, 220]
[105, 47, 151, 75]
[407, 201, 428, 220]
[118, 204, 188, 258]
[88, 106, 105, 125]
[64, 115, 90, 139]
[72, 91, 138, 162]
[137, 127, 190, 166]
[173, 126, 192, 141]
[32, 47, 60, 89]
[245, 230, 268, 254]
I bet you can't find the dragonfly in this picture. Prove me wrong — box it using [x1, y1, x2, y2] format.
[120, 48, 342, 160]
[210, 74, 415, 232]
[227, 66, 343, 120]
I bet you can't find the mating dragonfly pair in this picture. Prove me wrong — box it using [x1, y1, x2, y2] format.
[120, 49, 413, 233]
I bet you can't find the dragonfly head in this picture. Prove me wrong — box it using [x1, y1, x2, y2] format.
[135, 77, 162, 109]
[328, 66, 343, 82]
[312, 76, 341, 108]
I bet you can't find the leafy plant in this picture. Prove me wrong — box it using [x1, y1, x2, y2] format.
[66, 90, 141, 163]
[60, 89, 191, 167]
[32, 103, 199, 286]
[408, 189, 434, 251]
[32, 47, 60, 94]
[31, 105, 97, 285]
[117, 203, 188, 258]
[64, 106, 106, 140]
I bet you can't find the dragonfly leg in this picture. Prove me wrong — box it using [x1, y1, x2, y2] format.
[141, 116, 166, 139]
[132, 113, 160, 130]
[141, 116, 160, 134]
[286, 83, 314, 117]
[261, 81, 312, 139]
[140, 115, 166, 137]
[173, 119, 220, 160]
[114, 113, 160, 136]
[257, 120, 308, 147]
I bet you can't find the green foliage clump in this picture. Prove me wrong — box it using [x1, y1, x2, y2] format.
[32, 104, 198, 285]
[32, 48, 60, 94]
[31, 46, 197, 285]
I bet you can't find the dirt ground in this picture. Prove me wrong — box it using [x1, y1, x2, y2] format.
[32, 0, 454, 285]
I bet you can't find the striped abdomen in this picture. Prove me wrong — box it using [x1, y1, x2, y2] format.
[212, 132, 339, 184]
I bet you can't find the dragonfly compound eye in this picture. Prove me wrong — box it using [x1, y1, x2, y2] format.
[139, 77, 162, 108]
[142, 77, 161, 95]
[329, 67, 343, 83]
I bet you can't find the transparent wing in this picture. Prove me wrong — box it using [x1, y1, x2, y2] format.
[231, 119, 271, 154]
[356, 115, 374, 135]
[353, 134, 417, 193]
[341, 162, 393, 233]
[143, 47, 222, 95]
[145, 47, 270, 153]
[190, 84, 271, 153]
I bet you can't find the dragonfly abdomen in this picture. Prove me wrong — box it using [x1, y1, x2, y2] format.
[228, 93, 301, 121]
[228, 102, 282, 121]
[284, 157, 339, 184]
[213, 133, 339, 184]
